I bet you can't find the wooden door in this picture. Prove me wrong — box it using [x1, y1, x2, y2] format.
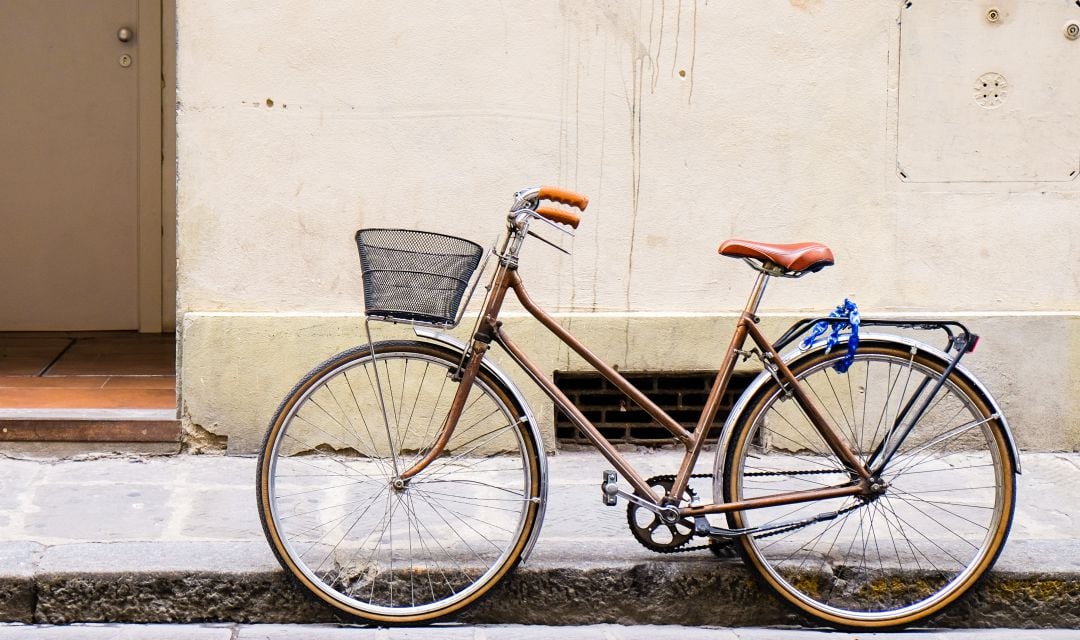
[0, 0, 162, 331]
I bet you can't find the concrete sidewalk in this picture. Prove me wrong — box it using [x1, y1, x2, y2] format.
[0, 450, 1077, 628]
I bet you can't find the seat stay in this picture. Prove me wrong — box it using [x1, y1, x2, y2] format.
[742, 318, 874, 482]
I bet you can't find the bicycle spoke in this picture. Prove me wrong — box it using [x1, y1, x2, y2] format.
[807, 371, 858, 454]
[400, 489, 462, 600]
[273, 446, 387, 487]
[288, 488, 384, 549]
[324, 381, 385, 468]
[343, 369, 395, 476]
[411, 487, 517, 540]
[397, 361, 430, 455]
[407, 488, 526, 514]
[410, 487, 492, 565]
[885, 415, 993, 478]
[887, 487, 993, 532]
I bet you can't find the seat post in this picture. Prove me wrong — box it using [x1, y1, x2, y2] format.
[743, 269, 771, 316]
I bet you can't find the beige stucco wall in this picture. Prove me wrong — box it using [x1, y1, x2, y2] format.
[176, 1, 1080, 453]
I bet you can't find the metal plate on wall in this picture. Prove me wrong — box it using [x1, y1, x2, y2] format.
[897, 0, 1080, 183]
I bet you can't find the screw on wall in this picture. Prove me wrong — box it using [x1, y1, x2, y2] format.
[974, 72, 1008, 109]
[986, 8, 1001, 23]
[1066, 22, 1080, 40]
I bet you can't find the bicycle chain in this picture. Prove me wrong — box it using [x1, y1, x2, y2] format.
[744, 468, 850, 477]
[629, 471, 866, 555]
[751, 501, 866, 540]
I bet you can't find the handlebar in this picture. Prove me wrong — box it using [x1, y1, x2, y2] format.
[538, 185, 589, 211]
[535, 205, 580, 229]
[507, 183, 589, 234]
[503, 184, 590, 262]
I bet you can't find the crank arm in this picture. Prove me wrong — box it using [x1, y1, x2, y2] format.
[601, 472, 690, 526]
[613, 487, 665, 514]
[614, 487, 697, 532]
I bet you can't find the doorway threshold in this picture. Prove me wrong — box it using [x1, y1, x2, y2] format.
[0, 332, 178, 446]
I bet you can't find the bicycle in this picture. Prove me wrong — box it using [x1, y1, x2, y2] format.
[256, 185, 1019, 630]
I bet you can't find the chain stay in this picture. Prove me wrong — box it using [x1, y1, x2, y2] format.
[630, 471, 865, 554]
[751, 501, 864, 540]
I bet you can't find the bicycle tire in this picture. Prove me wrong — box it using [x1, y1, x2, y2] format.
[257, 340, 543, 623]
[720, 338, 1015, 629]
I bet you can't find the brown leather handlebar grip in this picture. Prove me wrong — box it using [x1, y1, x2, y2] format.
[536, 205, 581, 229]
[539, 185, 589, 211]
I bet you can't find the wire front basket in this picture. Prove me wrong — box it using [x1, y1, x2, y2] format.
[355, 228, 484, 328]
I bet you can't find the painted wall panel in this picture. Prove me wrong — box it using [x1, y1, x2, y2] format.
[897, 0, 1080, 182]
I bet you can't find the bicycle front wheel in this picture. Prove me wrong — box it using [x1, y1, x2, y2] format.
[257, 340, 543, 623]
[721, 339, 1015, 629]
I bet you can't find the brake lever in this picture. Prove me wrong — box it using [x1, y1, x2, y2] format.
[526, 229, 571, 255]
[526, 208, 576, 238]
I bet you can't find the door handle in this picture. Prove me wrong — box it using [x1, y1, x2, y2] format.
[117, 26, 133, 43]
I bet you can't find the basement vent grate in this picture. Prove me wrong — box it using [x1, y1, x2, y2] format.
[554, 370, 757, 446]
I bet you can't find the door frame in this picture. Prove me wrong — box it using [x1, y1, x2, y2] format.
[161, 0, 176, 332]
[137, 0, 175, 333]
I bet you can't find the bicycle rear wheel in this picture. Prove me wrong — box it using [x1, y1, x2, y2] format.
[720, 339, 1015, 629]
[257, 340, 542, 623]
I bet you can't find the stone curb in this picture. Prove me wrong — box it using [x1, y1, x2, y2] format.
[1, 541, 1078, 628]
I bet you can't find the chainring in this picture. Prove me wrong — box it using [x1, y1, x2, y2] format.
[626, 476, 698, 553]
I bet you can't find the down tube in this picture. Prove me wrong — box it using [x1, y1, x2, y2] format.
[492, 325, 658, 501]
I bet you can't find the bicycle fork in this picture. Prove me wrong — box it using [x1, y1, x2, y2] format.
[395, 338, 491, 482]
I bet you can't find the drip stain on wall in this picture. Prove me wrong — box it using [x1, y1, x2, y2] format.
[560, 0, 700, 314]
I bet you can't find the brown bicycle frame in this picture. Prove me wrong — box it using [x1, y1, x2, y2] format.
[400, 260, 874, 519]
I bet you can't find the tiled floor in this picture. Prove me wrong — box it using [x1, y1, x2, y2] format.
[0, 333, 176, 410]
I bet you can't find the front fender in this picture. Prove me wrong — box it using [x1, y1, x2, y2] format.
[413, 327, 549, 563]
[712, 332, 1021, 498]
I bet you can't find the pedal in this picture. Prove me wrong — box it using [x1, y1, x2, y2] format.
[600, 470, 619, 506]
